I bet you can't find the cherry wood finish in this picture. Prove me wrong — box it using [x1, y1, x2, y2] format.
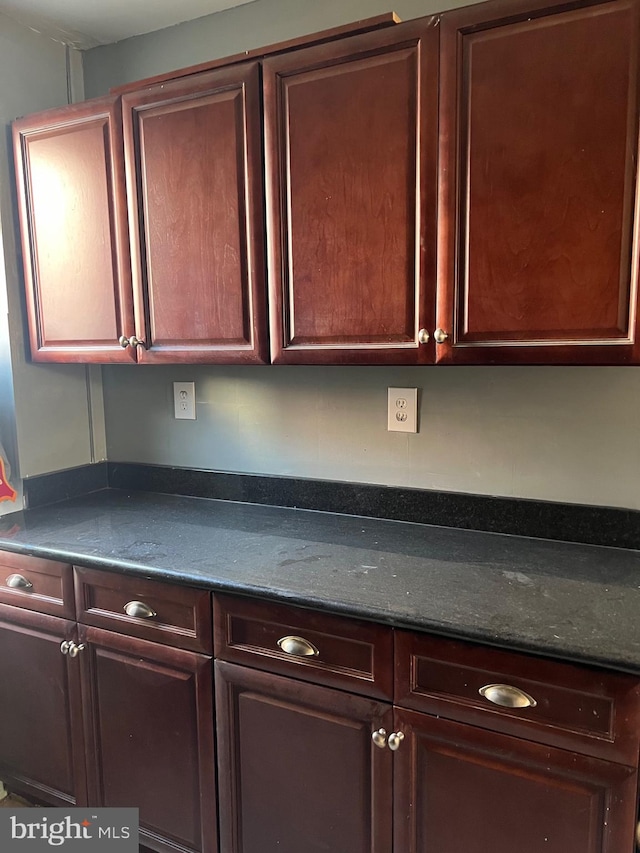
[122, 63, 268, 364]
[263, 20, 439, 364]
[214, 592, 394, 699]
[215, 660, 393, 853]
[393, 707, 638, 853]
[437, 0, 640, 365]
[0, 551, 74, 618]
[74, 566, 212, 653]
[79, 625, 216, 853]
[395, 630, 640, 765]
[111, 14, 401, 95]
[13, 98, 135, 363]
[0, 605, 86, 806]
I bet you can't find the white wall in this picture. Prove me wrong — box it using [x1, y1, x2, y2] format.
[0, 12, 105, 507]
[81, 0, 640, 511]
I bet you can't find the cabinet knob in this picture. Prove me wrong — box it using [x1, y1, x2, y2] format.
[60, 640, 72, 655]
[418, 328, 430, 344]
[6, 574, 32, 590]
[277, 635, 319, 657]
[433, 328, 449, 344]
[67, 642, 85, 658]
[118, 335, 130, 348]
[479, 683, 537, 709]
[129, 335, 146, 349]
[124, 600, 156, 619]
[371, 728, 388, 749]
[388, 731, 405, 751]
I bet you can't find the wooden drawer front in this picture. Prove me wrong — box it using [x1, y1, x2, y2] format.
[395, 631, 640, 765]
[74, 567, 212, 653]
[213, 594, 393, 700]
[0, 551, 74, 618]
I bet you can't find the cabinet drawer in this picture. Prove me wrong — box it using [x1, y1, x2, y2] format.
[395, 631, 640, 765]
[213, 593, 393, 700]
[0, 550, 74, 618]
[74, 567, 212, 653]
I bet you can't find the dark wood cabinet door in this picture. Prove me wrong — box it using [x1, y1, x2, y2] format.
[215, 660, 393, 853]
[13, 98, 135, 363]
[79, 625, 216, 853]
[122, 63, 268, 364]
[394, 707, 638, 853]
[264, 20, 438, 364]
[437, 0, 640, 364]
[0, 606, 86, 805]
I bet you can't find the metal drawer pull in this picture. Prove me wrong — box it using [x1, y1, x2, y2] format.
[124, 600, 156, 619]
[371, 728, 387, 749]
[6, 574, 32, 590]
[277, 635, 319, 657]
[388, 732, 404, 751]
[479, 684, 537, 709]
[60, 640, 72, 655]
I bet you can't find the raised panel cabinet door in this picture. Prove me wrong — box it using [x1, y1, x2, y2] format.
[122, 63, 268, 364]
[215, 660, 393, 853]
[264, 19, 439, 364]
[437, 0, 640, 364]
[393, 708, 639, 853]
[78, 625, 216, 853]
[0, 606, 86, 806]
[13, 97, 135, 363]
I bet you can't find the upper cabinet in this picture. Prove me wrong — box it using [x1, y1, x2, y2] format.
[12, 2, 640, 366]
[436, 0, 640, 365]
[13, 98, 135, 363]
[263, 20, 439, 364]
[121, 62, 268, 364]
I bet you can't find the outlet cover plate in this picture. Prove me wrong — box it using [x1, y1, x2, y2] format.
[387, 387, 418, 433]
[173, 382, 196, 420]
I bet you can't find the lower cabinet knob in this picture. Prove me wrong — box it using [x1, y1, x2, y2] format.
[68, 642, 85, 658]
[388, 732, 405, 751]
[60, 640, 71, 655]
[371, 728, 388, 749]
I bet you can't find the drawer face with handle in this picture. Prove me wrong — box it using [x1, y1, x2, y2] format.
[214, 593, 393, 700]
[395, 630, 640, 765]
[74, 567, 212, 653]
[0, 550, 74, 618]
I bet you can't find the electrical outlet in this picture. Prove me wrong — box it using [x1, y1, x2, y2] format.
[387, 387, 418, 433]
[173, 382, 196, 420]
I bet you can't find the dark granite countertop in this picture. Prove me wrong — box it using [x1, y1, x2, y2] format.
[0, 489, 639, 675]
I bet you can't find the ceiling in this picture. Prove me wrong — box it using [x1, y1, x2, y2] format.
[0, 0, 256, 49]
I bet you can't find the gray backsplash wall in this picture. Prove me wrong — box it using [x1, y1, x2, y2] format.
[86, 0, 640, 512]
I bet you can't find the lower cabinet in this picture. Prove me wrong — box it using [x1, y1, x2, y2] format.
[213, 594, 640, 853]
[79, 626, 216, 853]
[394, 708, 638, 853]
[0, 554, 216, 853]
[215, 660, 393, 853]
[0, 605, 86, 806]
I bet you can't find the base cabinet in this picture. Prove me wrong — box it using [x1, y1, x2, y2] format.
[393, 708, 638, 853]
[80, 626, 216, 853]
[0, 606, 86, 806]
[215, 661, 393, 853]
